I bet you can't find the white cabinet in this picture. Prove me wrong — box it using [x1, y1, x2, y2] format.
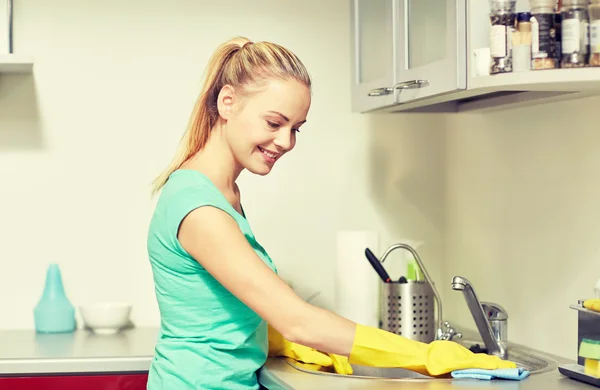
[395, 0, 466, 103]
[351, 0, 600, 113]
[350, 0, 396, 113]
[350, 0, 466, 112]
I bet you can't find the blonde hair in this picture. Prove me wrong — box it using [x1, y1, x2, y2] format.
[151, 36, 311, 195]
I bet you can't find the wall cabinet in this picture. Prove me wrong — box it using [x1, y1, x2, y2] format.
[350, 0, 396, 112]
[351, 0, 600, 113]
[350, 0, 466, 113]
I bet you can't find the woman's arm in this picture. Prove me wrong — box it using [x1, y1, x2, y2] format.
[178, 205, 356, 356]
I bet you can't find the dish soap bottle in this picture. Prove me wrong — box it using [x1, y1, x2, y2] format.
[33, 264, 76, 333]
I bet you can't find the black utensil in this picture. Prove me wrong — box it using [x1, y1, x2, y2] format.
[398, 276, 408, 283]
[364, 248, 391, 283]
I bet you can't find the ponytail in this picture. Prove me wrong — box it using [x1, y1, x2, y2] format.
[151, 36, 311, 195]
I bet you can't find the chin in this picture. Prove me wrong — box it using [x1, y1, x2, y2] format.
[245, 163, 273, 176]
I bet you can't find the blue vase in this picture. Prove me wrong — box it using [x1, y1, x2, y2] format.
[34, 264, 76, 333]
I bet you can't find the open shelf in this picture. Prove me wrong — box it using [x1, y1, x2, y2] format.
[0, 54, 34, 73]
[380, 67, 600, 114]
[471, 68, 600, 92]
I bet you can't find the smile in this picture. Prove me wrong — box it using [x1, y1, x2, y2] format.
[258, 146, 279, 162]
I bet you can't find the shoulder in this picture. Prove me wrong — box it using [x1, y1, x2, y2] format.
[158, 170, 223, 206]
[151, 170, 239, 235]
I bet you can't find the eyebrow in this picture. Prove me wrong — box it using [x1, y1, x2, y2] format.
[267, 110, 307, 125]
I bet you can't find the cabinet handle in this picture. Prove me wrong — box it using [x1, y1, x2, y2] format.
[367, 87, 394, 97]
[367, 80, 429, 97]
[394, 80, 429, 89]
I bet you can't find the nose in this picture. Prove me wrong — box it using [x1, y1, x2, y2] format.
[273, 129, 295, 152]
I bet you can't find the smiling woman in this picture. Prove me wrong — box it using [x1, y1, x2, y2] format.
[145, 36, 342, 390]
[145, 36, 517, 390]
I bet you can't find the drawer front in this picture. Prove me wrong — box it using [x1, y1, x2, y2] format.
[0, 373, 148, 390]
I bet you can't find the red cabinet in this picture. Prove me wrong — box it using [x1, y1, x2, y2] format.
[0, 373, 148, 390]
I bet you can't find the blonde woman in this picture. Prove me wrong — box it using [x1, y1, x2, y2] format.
[146, 36, 517, 389]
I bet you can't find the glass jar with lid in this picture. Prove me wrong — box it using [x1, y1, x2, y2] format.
[529, 0, 559, 69]
[489, 0, 518, 74]
[561, 0, 590, 68]
[590, 0, 600, 66]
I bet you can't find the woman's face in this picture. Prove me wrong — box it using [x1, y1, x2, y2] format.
[219, 78, 311, 175]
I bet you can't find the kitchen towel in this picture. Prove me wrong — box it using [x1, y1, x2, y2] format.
[334, 230, 380, 328]
[451, 368, 530, 381]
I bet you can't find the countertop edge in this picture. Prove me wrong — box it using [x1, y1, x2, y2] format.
[0, 356, 152, 376]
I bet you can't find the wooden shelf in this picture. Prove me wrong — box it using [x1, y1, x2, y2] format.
[0, 54, 34, 74]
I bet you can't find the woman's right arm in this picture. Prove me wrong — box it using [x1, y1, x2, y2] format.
[178, 205, 357, 356]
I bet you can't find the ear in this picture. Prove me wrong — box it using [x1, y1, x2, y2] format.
[216, 84, 236, 120]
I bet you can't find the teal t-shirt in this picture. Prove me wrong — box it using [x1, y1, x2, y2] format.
[146, 169, 278, 389]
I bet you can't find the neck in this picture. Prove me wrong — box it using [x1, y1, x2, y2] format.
[183, 122, 243, 195]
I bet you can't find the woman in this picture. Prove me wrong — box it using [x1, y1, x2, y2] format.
[146, 36, 516, 389]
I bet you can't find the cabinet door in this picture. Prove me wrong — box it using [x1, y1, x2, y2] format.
[395, 0, 466, 103]
[0, 373, 148, 390]
[350, 0, 396, 113]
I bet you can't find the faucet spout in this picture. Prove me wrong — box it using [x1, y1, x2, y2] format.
[451, 276, 507, 359]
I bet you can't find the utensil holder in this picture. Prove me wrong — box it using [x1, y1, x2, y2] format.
[381, 281, 435, 343]
[370, 243, 446, 342]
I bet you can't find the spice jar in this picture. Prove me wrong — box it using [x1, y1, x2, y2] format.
[590, 0, 600, 66]
[555, 13, 562, 66]
[489, 0, 518, 74]
[561, 0, 590, 68]
[530, 0, 559, 69]
[513, 12, 532, 71]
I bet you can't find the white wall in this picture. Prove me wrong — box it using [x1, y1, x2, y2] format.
[443, 96, 600, 359]
[4, 0, 587, 363]
[0, 0, 446, 331]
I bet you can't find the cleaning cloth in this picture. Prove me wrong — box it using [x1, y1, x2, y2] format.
[451, 367, 530, 381]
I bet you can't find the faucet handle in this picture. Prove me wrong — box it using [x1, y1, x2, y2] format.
[481, 302, 508, 321]
[438, 321, 462, 341]
[481, 302, 508, 349]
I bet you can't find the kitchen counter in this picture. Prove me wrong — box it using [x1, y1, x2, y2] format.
[0, 327, 158, 375]
[0, 327, 594, 390]
[258, 334, 595, 390]
[259, 358, 594, 390]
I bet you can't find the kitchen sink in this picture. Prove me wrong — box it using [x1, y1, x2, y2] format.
[282, 338, 558, 380]
[455, 339, 557, 375]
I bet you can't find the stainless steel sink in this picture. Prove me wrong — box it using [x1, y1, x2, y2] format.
[282, 358, 433, 380]
[283, 338, 558, 380]
[455, 339, 558, 375]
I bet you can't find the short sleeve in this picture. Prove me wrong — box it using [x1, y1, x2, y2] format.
[160, 184, 240, 260]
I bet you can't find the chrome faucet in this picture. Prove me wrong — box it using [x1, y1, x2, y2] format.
[378, 243, 462, 341]
[451, 276, 508, 359]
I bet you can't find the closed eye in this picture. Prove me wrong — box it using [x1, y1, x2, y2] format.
[266, 121, 280, 129]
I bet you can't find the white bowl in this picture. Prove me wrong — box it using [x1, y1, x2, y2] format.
[79, 302, 132, 335]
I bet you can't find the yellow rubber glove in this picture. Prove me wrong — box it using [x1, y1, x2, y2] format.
[328, 353, 354, 375]
[584, 298, 600, 313]
[425, 340, 516, 376]
[267, 324, 353, 375]
[267, 324, 331, 367]
[349, 324, 516, 377]
[349, 323, 430, 375]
